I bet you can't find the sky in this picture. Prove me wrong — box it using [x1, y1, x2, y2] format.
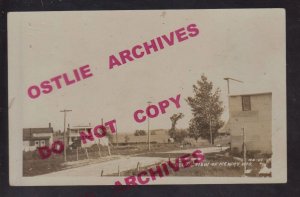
[8, 9, 285, 133]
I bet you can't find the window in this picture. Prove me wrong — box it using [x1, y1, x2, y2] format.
[34, 140, 40, 147]
[40, 140, 45, 147]
[242, 96, 251, 111]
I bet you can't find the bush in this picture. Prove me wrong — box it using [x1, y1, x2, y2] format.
[173, 130, 188, 143]
[134, 130, 146, 136]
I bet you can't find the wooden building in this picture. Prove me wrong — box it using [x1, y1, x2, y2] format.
[23, 123, 54, 151]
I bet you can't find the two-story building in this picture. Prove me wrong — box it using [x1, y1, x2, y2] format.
[220, 92, 272, 154]
[67, 125, 110, 148]
[67, 125, 93, 148]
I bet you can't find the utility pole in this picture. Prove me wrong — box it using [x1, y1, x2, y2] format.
[60, 109, 72, 162]
[223, 77, 243, 95]
[209, 117, 212, 144]
[242, 127, 247, 176]
[102, 118, 111, 156]
[116, 123, 118, 147]
[147, 101, 151, 151]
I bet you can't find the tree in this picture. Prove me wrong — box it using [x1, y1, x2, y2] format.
[173, 129, 188, 143]
[168, 113, 184, 139]
[186, 74, 224, 144]
[134, 130, 146, 136]
[124, 135, 130, 143]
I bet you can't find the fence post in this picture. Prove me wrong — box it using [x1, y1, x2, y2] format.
[97, 143, 101, 158]
[118, 165, 120, 176]
[85, 148, 89, 160]
[101, 170, 104, 176]
[107, 145, 111, 156]
[136, 162, 140, 172]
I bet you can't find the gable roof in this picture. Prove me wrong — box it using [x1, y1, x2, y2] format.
[23, 128, 53, 141]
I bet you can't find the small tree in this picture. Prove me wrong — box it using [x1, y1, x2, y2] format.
[173, 129, 188, 143]
[124, 135, 130, 143]
[134, 130, 146, 136]
[168, 113, 184, 139]
[186, 74, 224, 144]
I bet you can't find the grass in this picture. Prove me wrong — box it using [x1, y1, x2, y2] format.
[168, 154, 244, 177]
[24, 143, 270, 177]
[23, 143, 185, 176]
[107, 152, 270, 177]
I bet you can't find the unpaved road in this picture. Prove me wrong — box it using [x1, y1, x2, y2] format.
[37, 146, 228, 177]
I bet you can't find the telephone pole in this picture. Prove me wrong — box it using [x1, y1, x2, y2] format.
[223, 77, 243, 95]
[242, 127, 247, 176]
[116, 122, 118, 147]
[147, 101, 151, 151]
[209, 116, 213, 145]
[60, 109, 72, 162]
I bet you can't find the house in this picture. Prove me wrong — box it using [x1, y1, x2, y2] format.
[220, 92, 272, 153]
[67, 125, 110, 148]
[67, 125, 93, 148]
[23, 123, 54, 151]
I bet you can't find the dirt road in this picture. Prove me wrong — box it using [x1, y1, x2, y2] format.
[37, 146, 228, 177]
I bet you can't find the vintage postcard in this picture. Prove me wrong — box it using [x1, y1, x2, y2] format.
[8, 9, 286, 186]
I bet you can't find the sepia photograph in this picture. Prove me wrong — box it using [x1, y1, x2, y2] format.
[8, 9, 286, 185]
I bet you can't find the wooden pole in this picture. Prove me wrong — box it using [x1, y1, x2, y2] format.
[136, 162, 140, 172]
[147, 101, 151, 151]
[60, 109, 72, 162]
[243, 128, 247, 175]
[209, 116, 213, 145]
[76, 147, 79, 161]
[108, 145, 111, 156]
[85, 148, 89, 160]
[116, 123, 118, 148]
[97, 141, 101, 158]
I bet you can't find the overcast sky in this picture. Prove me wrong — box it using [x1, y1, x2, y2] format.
[8, 9, 285, 133]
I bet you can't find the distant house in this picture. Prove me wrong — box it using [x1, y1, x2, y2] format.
[67, 125, 92, 148]
[220, 92, 272, 153]
[67, 125, 110, 148]
[23, 123, 54, 152]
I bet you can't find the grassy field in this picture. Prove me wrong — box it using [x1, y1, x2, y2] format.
[23, 143, 187, 176]
[108, 151, 270, 177]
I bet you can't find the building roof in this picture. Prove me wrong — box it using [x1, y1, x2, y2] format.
[229, 92, 272, 97]
[23, 128, 53, 141]
[70, 126, 92, 129]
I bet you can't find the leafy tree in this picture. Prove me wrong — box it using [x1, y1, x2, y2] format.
[124, 135, 130, 143]
[134, 130, 146, 136]
[173, 129, 188, 143]
[186, 74, 224, 144]
[168, 113, 184, 139]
